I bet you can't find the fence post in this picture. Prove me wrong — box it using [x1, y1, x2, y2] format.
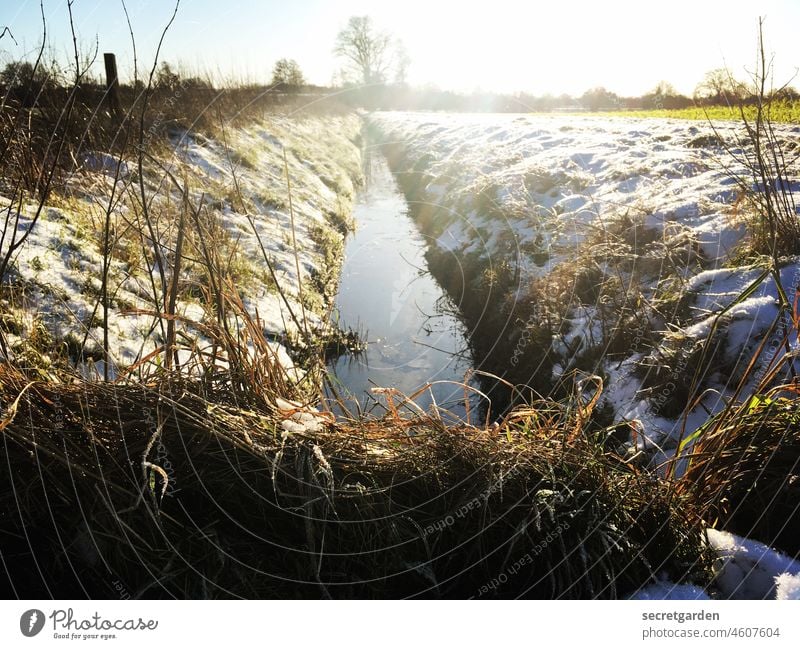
[103, 52, 120, 119]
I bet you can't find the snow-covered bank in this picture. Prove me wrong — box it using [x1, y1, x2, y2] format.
[630, 529, 800, 600]
[370, 112, 800, 449]
[371, 111, 800, 583]
[0, 114, 362, 382]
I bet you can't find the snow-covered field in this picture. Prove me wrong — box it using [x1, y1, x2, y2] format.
[3, 107, 798, 599]
[372, 112, 800, 599]
[0, 114, 362, 382]
[371, 111, 800, 453]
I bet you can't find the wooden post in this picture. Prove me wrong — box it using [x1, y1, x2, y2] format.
[103, 52, 120, 119]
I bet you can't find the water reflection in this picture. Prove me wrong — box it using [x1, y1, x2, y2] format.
[324, 148, 478, 422]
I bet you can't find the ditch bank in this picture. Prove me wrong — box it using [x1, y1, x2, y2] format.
[0, 361, 714, 598]
[374, 121, 566, 414]
[369, 111, 800, 563]
[1, 113, 364, 392]
[368, 112, 783, 431]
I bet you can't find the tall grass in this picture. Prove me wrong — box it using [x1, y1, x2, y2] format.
[5, 7, 795, 600]
[669, 22, 800, 559]
[705, 21, 800, 259]
[0, 361, 712, 598]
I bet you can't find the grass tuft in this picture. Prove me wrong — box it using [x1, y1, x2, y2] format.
[0, 364, 712, 598]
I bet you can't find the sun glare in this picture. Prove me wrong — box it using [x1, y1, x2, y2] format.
[344, 0, 798, 96]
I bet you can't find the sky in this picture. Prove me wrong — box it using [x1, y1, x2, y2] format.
[1, 0, 799, 97]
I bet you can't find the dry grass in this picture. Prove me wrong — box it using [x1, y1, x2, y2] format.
[0, 364, 712, 598]
[1, 45, 358, 382]
[678, 392, 800, 559]
[4, 15, 798, 602]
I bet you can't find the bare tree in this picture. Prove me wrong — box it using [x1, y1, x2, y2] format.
[580, 86, 619, 111]
[271, 58, 305, 86]
[154, 61, 180, 91]
[651, 80, 678, 97]
[695, 68, 746, 104]
[333, 16, 397, 85]
[393, 41, 411, 85]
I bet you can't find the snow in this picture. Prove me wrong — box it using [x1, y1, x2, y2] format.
[628, 581, 710, 600]
[370, 111, 800, 452]
[1, 114, 362, 380]
[706, 529, 800, 599]
[626, 529, 800, 600]
[775, 573, 800, 600]
[275, 396, 329, 433]
[80, 152, 130, 177]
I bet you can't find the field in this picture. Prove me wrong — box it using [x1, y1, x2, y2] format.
[1, 67, 800, 599]
[594, 100, 800, 123]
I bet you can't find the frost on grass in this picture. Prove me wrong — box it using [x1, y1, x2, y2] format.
[0, 114, 362, 383]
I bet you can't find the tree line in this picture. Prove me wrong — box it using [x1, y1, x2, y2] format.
[2, 14, 797, 112]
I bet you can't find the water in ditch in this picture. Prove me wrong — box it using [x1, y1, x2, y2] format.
[324, 148, 478, 422]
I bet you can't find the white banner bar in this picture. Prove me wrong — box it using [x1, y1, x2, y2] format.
[0, 600, 798, 648]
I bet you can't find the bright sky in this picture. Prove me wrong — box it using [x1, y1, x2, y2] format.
[2, 0, 799, 96]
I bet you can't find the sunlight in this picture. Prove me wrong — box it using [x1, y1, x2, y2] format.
[3, 0, 800, 614]
[321, 0, 798, 95]
[2, 0, 799, 94]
